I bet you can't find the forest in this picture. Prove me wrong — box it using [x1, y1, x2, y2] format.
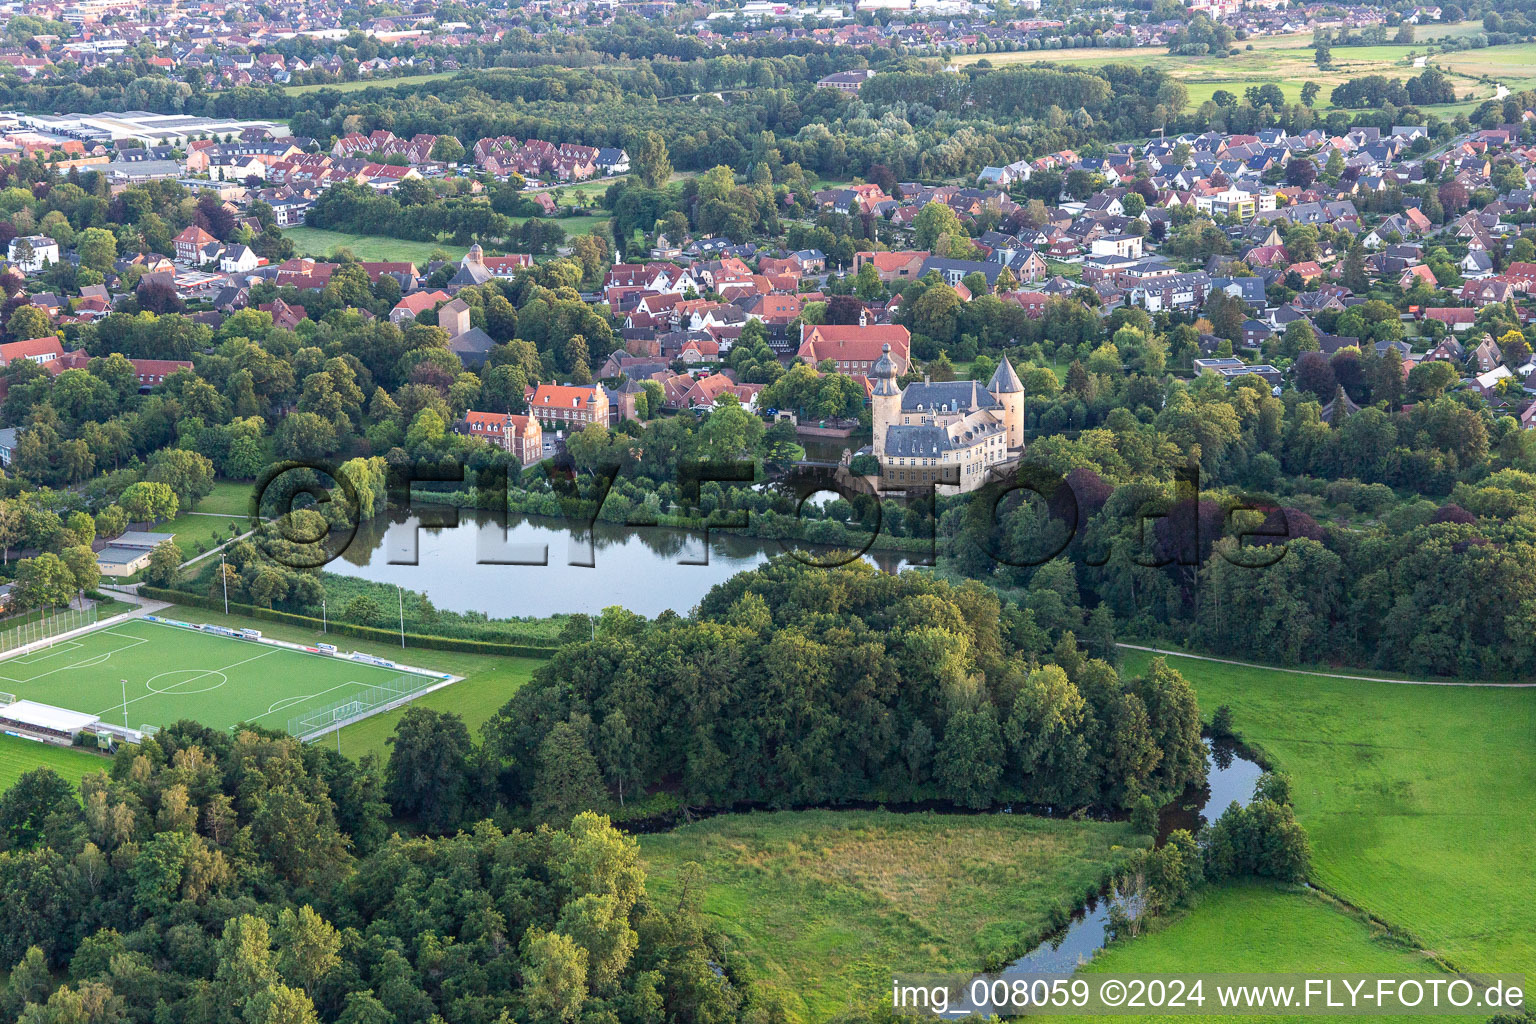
[0, 724, 759, 1024]
[473, 560, 1208, 816]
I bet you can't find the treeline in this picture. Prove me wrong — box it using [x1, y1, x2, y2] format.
[0, 724, 756, 1024]
[1330, 68, 1458, 109]
[461, 559, 1207, 818]
[303, 181, 566, 252]
[861, 63, 1187, 139]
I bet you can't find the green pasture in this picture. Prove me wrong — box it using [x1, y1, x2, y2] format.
[1120, 649, 1536, 979]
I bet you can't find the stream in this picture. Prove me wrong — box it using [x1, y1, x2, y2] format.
[946, 740, 1263, 1009]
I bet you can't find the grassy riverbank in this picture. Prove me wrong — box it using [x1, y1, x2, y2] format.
[1076, 882, 1465, 1024]
[1120, 649, 1536, 979]
[639, 809, 1140, 1023]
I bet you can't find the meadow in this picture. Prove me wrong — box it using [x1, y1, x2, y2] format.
[1119, 649, 1536, 979]
[282, 227, 468, 264]
[508, 212, 611, 238]
[638, 809, 1139, 1022]
[1075, 883, 1472, 1024]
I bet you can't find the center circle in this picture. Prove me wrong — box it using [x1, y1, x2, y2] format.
[144, 669, 229, 695]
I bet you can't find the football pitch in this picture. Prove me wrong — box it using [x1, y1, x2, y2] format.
[0, 618, 443, 736]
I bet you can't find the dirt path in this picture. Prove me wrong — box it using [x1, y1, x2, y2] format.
[1118, 643, 1536, 688]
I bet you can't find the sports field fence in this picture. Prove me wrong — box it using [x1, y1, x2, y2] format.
[287, 670, 440, 740]
[0, 605, 100, 655]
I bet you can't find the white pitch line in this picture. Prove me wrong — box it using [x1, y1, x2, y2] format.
[242, 678, 374, 723]
[8, 640, 85, 666]
[0, 634, 150, 685]
[97, 646, 280, 718]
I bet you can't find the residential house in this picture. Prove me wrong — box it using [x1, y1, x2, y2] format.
[797, 323, 912, 375]
[462, 410, 542, 464]
[530, 383, 612, 429]
[7, 235, 59, 273]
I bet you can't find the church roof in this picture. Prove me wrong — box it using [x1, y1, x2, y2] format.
[449, 260, 494, 289]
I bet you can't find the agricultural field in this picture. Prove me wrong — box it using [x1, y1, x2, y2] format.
[638, 809, 1140, 1023]
[0, 618, 443, 736]
[1119, 649, 1536, 979]
[282, 226, 469, 264]
[955, 31, 1535, 113]
[0, 734, 107, 793]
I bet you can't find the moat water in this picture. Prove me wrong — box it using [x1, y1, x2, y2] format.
[323, 508, 914, 617]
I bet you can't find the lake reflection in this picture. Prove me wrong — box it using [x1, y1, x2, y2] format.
[325, 508, 912, 617]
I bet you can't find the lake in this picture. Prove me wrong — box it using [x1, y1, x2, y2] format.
[323, 509, 912, 617]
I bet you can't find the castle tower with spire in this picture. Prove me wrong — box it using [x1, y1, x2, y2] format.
[987, 355, 1025, 449]
[870, 342, 901, 457]
[869, 351, 1026, 493]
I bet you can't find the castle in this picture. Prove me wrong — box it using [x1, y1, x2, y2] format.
[869, 343, 1025, 493]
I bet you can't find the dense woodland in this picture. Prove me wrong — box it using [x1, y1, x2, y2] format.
[0, 730, 760, 1024]
[476, 560, 1207, 815]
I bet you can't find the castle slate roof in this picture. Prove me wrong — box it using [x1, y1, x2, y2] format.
[884, 424, 955, 456]
[987, 357, 1023, 394]
[900, 379, 1000, 414]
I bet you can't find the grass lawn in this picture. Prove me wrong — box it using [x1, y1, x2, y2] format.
[1075, 883, 1464, 1024]
[1120, 649, 1536, 979]
[511, 212, 610, 238]
[282, 71, 458, 95]
[282, 227, 468, 264]
[639, 809, 1139, 1022]
[195, 480, 257, 517]
[0, 618, 443, 735]
[0, 734, 107, 793]
[156, 603, 544, 759]
[150, 513, 246, 557]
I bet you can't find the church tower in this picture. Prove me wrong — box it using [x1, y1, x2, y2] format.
[870, 343, 901, 458]
[987, 355, 1025, 450]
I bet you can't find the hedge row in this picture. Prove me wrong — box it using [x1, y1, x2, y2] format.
[137, 586, 561, 659]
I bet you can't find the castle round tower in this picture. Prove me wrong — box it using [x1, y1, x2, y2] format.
[869, 343, 901, 458]
[987, 356, 1025, 450]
